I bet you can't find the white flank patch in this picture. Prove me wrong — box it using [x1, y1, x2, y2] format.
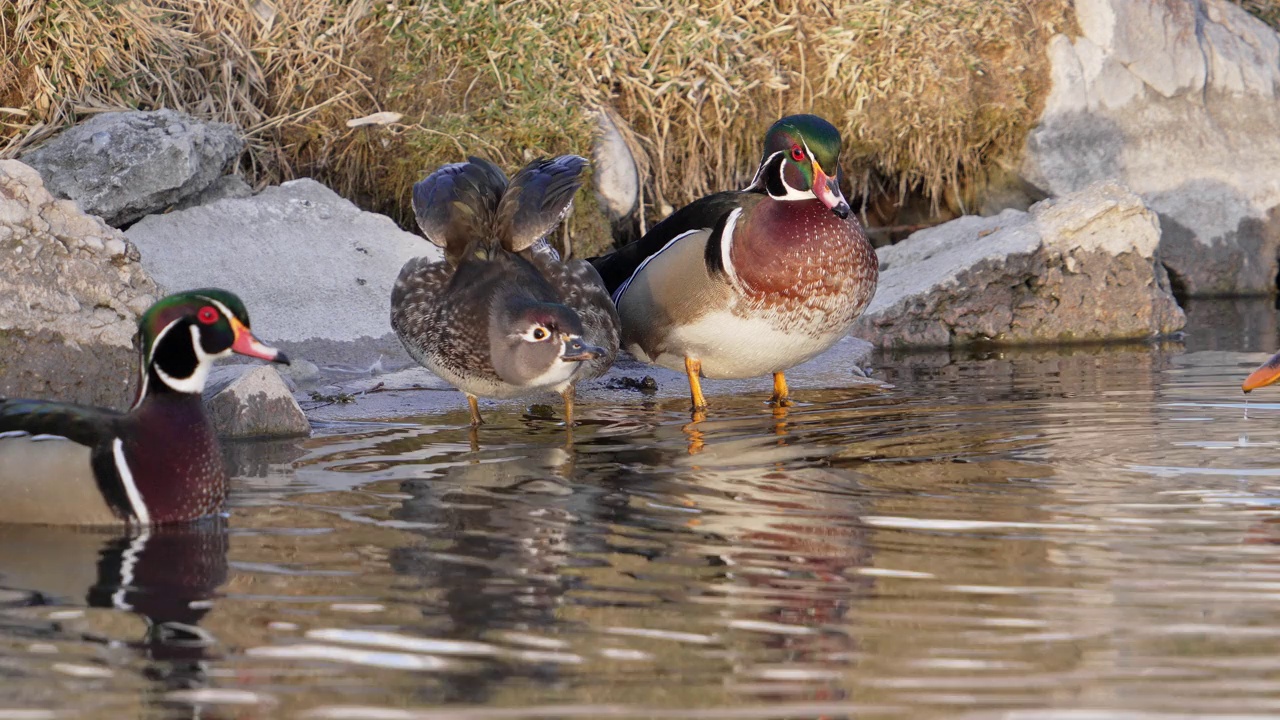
[719, 207, 745, 293]
[28, 434, 68, 442]
[113, 438, 151, 526]
[0, 431, 30, 439]
[639, 311, 838, 379]
[111, 526, 151, 610]
[612, 228, 702, 306]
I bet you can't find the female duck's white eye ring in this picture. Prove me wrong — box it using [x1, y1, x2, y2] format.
[531, 327, 549, 341]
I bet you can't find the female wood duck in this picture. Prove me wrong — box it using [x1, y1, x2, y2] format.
[391, 155, 620, 426]
[0, 289, 288, 526]
[1243, 351, 1280, 392]
[591, 114, 878, 411]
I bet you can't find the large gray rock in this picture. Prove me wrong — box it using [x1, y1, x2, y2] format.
[0, 160, 157, 347]
[172, 174, 253, 212]
[1021, 0, 1280, 296]
[851, 181, 1186, 349]
[0, 160, 157, 407]
[203, 365, 311, 439]
[125, 178, 442, 368]
[21, 109, 243, 228]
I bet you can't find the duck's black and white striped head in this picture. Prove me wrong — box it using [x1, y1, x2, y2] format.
[132, 289, 289, 407]
[745, 114, 852, 219]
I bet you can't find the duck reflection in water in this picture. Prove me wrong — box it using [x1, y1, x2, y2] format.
[376, 419, 878, 708]
[0, 519, 228, 714]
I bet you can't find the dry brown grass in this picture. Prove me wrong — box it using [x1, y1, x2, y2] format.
[1235, 0, 1280, 28]
[5, 0, 1078, 242]
[0, 0, 377, 182]
[387, 0, 1075, 219]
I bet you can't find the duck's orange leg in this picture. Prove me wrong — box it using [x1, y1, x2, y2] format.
[685, 357, 707, 411]
[768, 372, 793, 407]
[467, 394, 484, 426]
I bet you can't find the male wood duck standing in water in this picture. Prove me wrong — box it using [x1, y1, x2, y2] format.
[391, 155, 620, 427]
[0, 289, 289, 526]
[591, 114, 879, 412]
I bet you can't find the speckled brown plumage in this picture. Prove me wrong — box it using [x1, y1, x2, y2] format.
[729, 196, 878, 334]
[524, 243, 619, 381]
[392, 156, 620, 417]
[391, 251, 575, 398]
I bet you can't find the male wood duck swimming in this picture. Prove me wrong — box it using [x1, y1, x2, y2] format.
[591, 114, 878, 410]
[0, 289, 288, 526]
[1243, 350, 1280, 392]
[391, 155, 620, 426]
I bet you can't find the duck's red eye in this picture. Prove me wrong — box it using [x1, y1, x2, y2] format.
[197, 306, 219, 325]
[790, 145, 805, 162]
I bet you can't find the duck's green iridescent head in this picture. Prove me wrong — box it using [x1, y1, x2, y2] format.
[749, 114, 851, 218]
[133, 288, 287, 401]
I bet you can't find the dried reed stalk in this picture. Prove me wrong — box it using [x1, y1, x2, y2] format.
[3, 1, 1270, 234]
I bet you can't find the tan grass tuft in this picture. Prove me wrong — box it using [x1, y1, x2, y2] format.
[2, 0, 1082, 237]
[1234, 0, 1280, 29]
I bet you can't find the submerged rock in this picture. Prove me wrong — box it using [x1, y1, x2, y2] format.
[125, 178, 441, 369]
[852, 181, 1185, 349]
[21, 109, 243, 228]
[1021, 0, 1280, 296]
[0, 160, 158, 406]
[202, 365, 311, 439]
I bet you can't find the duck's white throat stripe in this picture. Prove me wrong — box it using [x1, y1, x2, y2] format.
[113, 438, 151, 525]
[775, 157, 817, 201]
[152, 325, 217, 395]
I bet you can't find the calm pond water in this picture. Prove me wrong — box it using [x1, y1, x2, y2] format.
[6, 300, 1280, 719]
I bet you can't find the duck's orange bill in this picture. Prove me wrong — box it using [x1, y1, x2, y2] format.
[229, 316, 290, 364]
[1242, 351, 1280, 392]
